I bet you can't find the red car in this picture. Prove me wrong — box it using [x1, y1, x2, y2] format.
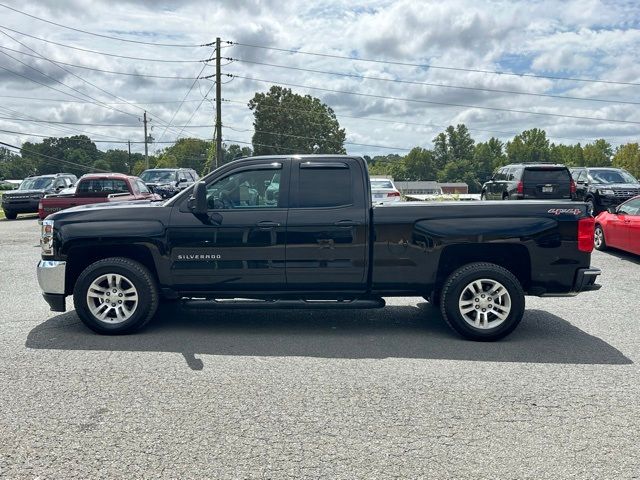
[39, 173, 160, 219]
[594, 195, 640, 255]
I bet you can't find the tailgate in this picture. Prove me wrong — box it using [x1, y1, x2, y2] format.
[523, 167, 572, 198]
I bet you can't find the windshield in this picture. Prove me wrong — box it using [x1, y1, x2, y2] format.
[589, 169, 638, 184]
[19, 177, 53, 190]
[371, 180, 394, 189]
[140, 170, 176, 183]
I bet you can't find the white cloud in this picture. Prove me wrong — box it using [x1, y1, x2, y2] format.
[0, 0, 639, 157]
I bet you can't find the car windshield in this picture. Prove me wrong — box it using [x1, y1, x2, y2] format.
[19, 177, 53, 190]
[140, 170, 176, 183]
[371, 180, 394, 189]
[589, 169, 638, 184]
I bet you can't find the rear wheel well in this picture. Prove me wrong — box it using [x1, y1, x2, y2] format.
[435, 244, 531, 293]
[64, 244, 158, 295]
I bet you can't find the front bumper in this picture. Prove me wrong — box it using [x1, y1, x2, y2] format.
[37, 260, 67, 312]
[540, 267, 601, 297]
[2, 198, 40, 214]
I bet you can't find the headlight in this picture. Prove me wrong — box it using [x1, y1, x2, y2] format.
[598, 189, 615, 196]
[40, 219, 54, 256]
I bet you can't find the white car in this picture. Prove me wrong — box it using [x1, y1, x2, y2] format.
[370, 179, 402, 203]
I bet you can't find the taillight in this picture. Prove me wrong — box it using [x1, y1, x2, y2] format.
[516, 181, 524, 194]
[38, 201, 44, 218]
[570, 179, 577, 194]
[387, 191, 401, 197]
[578, 217, 595, 252]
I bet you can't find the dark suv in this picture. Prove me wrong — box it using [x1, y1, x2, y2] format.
[570, 167, 640, 215]
[481, 163, 575, 201]
[2, 173, 77, 220]
[139, 168, 199, 199]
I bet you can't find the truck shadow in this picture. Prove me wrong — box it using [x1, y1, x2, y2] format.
[25, 303, 632, 369]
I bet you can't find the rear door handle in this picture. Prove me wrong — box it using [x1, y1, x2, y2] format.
[333, 220, 361, 227]
[257, 221, 280, 229]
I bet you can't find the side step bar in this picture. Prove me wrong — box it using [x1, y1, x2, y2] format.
[180, 297, 386, 310]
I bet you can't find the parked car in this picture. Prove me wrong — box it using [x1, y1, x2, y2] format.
[37, 155, 600, 341]
[594, 195, 640, 255]
[38, 173, 160, 219]
[370, 178, 402, 203]
[570, 167, 640, 216]
[481, 163, 575, 201]
[139, 168, 199, 199]
[1, 173, 77, 219]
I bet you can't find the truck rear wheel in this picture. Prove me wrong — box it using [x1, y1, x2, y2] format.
[73, 257, 159, 334]
[439, 262, 525, 341]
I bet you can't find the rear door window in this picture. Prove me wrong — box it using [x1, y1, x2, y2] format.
[297, 164, 351, 208]
[523, 168, 570, 184]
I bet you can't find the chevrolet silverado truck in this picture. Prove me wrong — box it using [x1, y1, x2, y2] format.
[38, 173, 160, 219]
[36, 155, 601, 341]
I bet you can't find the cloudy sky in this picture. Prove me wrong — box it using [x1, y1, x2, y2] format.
[1, 0, 640, 157]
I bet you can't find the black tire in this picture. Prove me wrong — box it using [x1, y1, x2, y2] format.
[439, 262, 525, 341]
[585, 197, 596, 216]
[73, 257, 159, 334]
[594, 224, 607, 251]
[3, 210, 17, 220]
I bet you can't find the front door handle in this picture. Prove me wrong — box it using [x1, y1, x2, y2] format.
[257, 221, 280, 229]
[333, 220, 361, 227]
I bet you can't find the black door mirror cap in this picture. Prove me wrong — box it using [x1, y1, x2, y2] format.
[607, 207, 617, 214]
[188, 181, 208, 215]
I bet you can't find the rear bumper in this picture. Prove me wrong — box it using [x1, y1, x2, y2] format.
[37, 260, 67, 312]
[540, 267, 601, 297]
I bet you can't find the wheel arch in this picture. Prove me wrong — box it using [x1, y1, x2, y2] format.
[436, 243, 531, 293]
[64, 242, 160, 295]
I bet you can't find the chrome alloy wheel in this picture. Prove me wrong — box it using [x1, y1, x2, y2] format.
[458, 279, 511, 330]
[594, 226, 604, 249]
[86, 273, 139, 324]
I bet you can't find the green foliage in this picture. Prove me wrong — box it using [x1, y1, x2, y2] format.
[474, 137, 505, 182]
[613, 143, 640, 178]
[583, 139, 613, 167]
[249, 86, 346, 155]
[506, 128, 550, 163]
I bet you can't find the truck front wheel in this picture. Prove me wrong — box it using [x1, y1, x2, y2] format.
[73, 257, 159, 334]
[439, 262, 525, 341]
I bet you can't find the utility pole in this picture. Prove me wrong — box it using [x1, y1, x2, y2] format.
[127, 140, 132, 174]
[143, 111, 149, 170]
[214, 37, 222, 172]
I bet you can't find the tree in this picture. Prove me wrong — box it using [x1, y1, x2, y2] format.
[21, 136, 100, 177]
[550, 143, 583, 166]
[474, 137, 505, 181]
[102, 149, 131, 173]
[1, 148, 34, 179]
[506, 128, 550, 163]
[156, 138, 210, 173]
[432, 124, 478, 191]
[402, 147, 435, 180]
[612, 143, 640, 178]
[249, 86, 346, 155]
[583, 139, 613, 167]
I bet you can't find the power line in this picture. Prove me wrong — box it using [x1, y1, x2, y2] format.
[0, 140, 110, 172]
[225, 124, 410, 151]
[218, 98, 608, 144]
[225, 57, 640, 106]
[225, 74, 640, 126]
[0, 3, 206, 47]
[0, 28, 205, 140]
[156, 48, 216, 143]
[0, 25, 209, 62]
[0, 129, 184, 144]
[226, 40, 640, 88]
[0, 94, 204, 104]
[175, 81, 216, 139]
[0, 45, 208, 79]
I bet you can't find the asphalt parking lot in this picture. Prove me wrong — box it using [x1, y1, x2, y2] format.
[0, 216, 638, 479]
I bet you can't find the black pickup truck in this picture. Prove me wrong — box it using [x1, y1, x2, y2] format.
[37, 155, 601, 341]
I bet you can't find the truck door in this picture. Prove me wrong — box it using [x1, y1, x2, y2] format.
[286, 158, 369, 291]
[167, 160, 289, 292]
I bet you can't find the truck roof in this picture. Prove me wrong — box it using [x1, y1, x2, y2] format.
[79, 173, 133, 180]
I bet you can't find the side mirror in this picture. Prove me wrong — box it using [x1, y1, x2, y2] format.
[607, 207, 617, 214]
[188, 181, 208, 215]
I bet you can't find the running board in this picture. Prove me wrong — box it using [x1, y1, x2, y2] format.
[180, 297, 386, 310]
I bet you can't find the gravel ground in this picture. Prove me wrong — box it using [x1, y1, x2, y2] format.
[0, 217, 638, 479]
